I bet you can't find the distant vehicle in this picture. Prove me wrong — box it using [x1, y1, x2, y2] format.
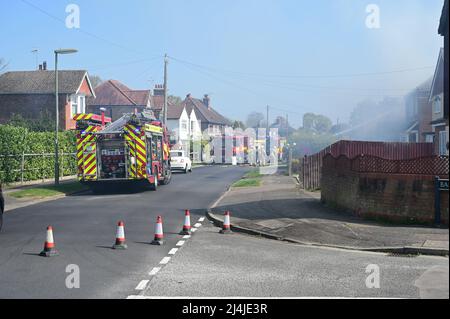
[0, 183, 4, 231]
[170, 150, 192, 173]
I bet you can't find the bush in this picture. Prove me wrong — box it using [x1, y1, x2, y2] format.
[0, 125, 77, 183]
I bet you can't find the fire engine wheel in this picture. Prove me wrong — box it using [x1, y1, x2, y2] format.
[161, 170, 172, 185]
[150, 178, 158, 191]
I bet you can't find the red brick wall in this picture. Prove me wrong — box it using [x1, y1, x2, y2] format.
[0, 93, 70, 130]
[321, 154, 449, 225]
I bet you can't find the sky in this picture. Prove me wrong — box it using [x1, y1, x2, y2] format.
[0, 0, 445, 128]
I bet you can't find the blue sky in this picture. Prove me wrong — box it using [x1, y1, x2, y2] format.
[0, 0, 445, 127]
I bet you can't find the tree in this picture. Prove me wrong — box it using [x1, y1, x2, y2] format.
[168, 95, 182, 105]
[0, 58, 8, 74]
[302, 113, 332, 134]
[89, 75, 103, 88]
[9, 109, 55, 132]
[232, 120, 246, 130]
[245, 112, 265, 128]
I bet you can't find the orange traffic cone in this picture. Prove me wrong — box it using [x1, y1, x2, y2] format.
[113, 221, 127, 250]
[151, 216, 164, 245]
[220, 211, 232, 234]
[40, 226, 59, 257]
[179, 210, 191, 235]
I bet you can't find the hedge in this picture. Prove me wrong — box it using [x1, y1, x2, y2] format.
[0, 125, 77, 183]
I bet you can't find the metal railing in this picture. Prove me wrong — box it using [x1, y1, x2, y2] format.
[0, 152, 77, 184]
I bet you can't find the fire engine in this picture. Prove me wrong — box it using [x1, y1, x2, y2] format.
[74, 111, 172, 192]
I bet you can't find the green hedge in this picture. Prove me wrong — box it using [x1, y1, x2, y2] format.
[0, 125, 77, 183]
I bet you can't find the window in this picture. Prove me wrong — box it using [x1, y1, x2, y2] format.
[425, 134, 434, 143]
[181, 120, 188, 131]
[78, 95, 85, 114]
[439, 130, 448, 156]
[70, 94, 86, 115]
[434, 96, 442, 114]
[71, 95, 78, 116]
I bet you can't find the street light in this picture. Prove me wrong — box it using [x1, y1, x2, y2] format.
[54, 48, 78, 186]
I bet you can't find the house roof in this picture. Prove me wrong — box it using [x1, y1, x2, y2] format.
[178, 95, 231, 126]
[439, 0, 449, 36]
[0, 70, 93, 95]
[167, 103, 186, 119]
[86, 80, 150, 107]
[429, 48, 444, 101]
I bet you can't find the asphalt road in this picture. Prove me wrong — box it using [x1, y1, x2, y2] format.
[0, 166, 248, 298]
[136, 223, 449, 299]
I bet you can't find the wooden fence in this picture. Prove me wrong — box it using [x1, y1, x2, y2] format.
[299, 140, 436, 190]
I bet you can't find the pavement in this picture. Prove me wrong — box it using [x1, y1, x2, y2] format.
[0, 165, 248, 298]
[133, 222, 449, 299]
[209, 174, 449, 255]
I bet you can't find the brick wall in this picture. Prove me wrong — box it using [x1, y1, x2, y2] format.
[321, 154, 449, 225]
[0, 93, 70, 130]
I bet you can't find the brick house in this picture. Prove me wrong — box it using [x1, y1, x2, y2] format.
[86, 80, 151, 121]
[403, 77, 433, 143]
[0, 69, 95, 130]
[429, 48, 448, 155]
[436, 0, 449, 155]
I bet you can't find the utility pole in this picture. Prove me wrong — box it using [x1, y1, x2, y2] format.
[163, 53, 168, 125]
[266, 105, 270, 156]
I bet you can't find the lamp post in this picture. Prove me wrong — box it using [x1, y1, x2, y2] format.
[54, 49, 78, 186]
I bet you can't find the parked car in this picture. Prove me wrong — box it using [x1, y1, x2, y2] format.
[0, 183, 4, 231]
[170, 150, 192, 173]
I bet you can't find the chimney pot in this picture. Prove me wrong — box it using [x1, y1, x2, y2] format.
[43, 61, 47, 70]
[203, 94, 211, 109]
[38, 64, 42, 71]
[186, 93, 191, 98]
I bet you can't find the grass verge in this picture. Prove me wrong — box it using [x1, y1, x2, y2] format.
[8, 182, 88, 199]
[232, 169, 263, 188]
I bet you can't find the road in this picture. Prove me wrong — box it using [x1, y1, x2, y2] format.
[0, 166, 248, 298]
[135, 223, 449, 299]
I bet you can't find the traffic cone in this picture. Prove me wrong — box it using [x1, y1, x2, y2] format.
[39, 226, 59, 257]
[151, 216, 164, 245]
[179, 210, 191, 235]
[113, 221, 127, 250]
[220, 211, 232, 234]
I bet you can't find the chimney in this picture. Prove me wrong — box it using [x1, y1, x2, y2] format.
[203, 94, 211, 109]
[186, 93, 191, 99]
[153, 84, 165, 96]
[38, 64, 42, 71]
[43, 61, 47, 70]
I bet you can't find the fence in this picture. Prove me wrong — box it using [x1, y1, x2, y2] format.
[0, 152, 77, 184]
[299, 140, 436, 190]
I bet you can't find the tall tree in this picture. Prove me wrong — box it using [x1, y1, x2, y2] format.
[302, 113, 332, 134]
[89, 75, 103, 88]
[168, 95, 182, 105]
[245, 112, 265, 128]
[0, 58, 8, 74]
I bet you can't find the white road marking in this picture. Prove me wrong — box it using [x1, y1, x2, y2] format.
[135, 280, 149, 291]
[191, 228, 197, 233]
[169, 248, 178, 255]
[194, 223, 202, 228]
[183, 235, 191, 239]
[176, 240, 185, 246]
[148, 267, 161, 276]
[160, 257, 171, 264]
[198, 217, 205, 222]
